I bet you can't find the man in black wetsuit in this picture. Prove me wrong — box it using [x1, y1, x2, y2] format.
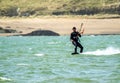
[70, 27, 83, 55]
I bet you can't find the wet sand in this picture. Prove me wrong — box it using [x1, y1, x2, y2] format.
[0, 18, 120, 36]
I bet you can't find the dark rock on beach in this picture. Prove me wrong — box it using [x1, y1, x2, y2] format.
[0, 27, 18, 33]
[22, 30, 60, 36]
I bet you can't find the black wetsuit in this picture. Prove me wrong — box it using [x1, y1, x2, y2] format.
[70, 31, 83, 53]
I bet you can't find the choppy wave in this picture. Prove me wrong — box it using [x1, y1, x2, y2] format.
[0, 77, 12, 81]
[83, 47, 120, 55]
[0, 36, 120, 83]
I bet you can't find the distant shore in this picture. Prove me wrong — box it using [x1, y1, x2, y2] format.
[0, 17, 120, 36]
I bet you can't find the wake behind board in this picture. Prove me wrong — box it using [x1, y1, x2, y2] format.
[71, 52, 79, 55]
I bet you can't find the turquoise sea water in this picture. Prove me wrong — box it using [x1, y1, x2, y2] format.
[0, 35, 120, 83]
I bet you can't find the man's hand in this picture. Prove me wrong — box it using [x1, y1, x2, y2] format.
[80, 28, 85, 34]
[71, 40, 74, 42]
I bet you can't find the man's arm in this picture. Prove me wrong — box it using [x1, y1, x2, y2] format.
[77, 32, 81, 37]
[70, 33, 73, 40]
[70, 33, 74, 42]
[80, 28, 84, 35]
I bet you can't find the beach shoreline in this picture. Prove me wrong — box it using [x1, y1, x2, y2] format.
[0, 18, 120, 36]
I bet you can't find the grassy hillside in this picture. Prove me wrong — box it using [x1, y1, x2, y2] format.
[0, 0, 120, 17]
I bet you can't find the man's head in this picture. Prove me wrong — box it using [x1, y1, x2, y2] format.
[72, 27, 76, 32]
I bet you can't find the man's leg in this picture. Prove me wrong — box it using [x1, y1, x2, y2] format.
[72, 41, 78, 53]
[77, 42, 83, 53]
[75, 45, 77, 53]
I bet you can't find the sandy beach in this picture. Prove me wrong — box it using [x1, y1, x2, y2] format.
[0, 18, 120, 36]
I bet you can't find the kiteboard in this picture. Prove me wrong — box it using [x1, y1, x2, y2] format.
[71, 52, 79, 55]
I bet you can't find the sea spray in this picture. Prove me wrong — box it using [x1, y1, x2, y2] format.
[83, 47, 120, 55]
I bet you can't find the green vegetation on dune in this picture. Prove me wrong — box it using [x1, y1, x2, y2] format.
[0, 0, 120, 17]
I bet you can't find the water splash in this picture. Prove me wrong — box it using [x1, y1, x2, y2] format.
[83, 47, 120, 55]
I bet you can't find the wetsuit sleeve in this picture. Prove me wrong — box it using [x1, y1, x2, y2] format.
[77, 32, 81, 37]
[70, 33, 72, 40]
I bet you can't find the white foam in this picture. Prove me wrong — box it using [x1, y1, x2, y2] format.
[90, 35, 95, 37]
[83, 47, 120, 56]
[29, 48, 32, 50]
[0, 77, 12, 81]
[34, 53, 45, 56]
[48, 42, 55, 45]
[48, 42, 58, 45]
[17, 63, 29, 66]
